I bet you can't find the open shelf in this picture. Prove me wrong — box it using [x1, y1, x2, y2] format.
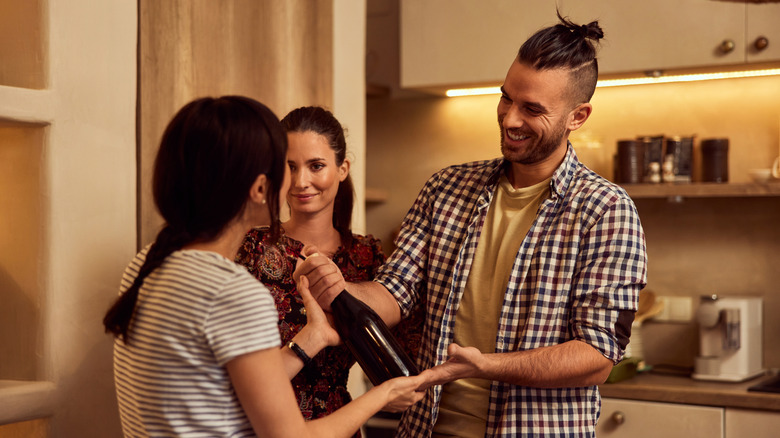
[0, 86, 54, 124]
[0, 2, 50, 431]
[0, 380, 56, 425]
[0, 120, 46, 384]
[0, 1, 46, 89]
[622, 182, 780, 199]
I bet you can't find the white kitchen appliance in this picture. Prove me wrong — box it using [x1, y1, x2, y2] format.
[692, 295, 764, 382]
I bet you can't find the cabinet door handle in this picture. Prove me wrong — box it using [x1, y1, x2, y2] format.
[719, 39, 736, 54]
[611, 411, 626, 425]
[754, 36, 769, 51]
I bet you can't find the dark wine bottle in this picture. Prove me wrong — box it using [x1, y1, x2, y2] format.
[330, 290, 420, 386]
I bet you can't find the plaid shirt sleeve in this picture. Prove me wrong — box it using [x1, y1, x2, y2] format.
[373, 172, 436, 317]
[374, 162, 490, 320]
[569, 188, 646, 363]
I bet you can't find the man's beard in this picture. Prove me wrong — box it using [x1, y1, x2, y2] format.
[499, 118, 568, 165]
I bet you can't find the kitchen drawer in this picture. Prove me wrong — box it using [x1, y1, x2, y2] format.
[598, 398, 724, 438]
[725, 408, 780, 438]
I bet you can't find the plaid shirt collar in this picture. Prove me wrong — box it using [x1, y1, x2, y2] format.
[486, 141, 579, 201]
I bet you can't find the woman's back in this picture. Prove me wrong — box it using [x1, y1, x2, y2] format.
[114, 248, 280, 437]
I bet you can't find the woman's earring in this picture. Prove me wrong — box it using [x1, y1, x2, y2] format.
[262, 199, 266, 204]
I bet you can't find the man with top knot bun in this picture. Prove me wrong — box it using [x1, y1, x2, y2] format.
[297, 11, 647, 438]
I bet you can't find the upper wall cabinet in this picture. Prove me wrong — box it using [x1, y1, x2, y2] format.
[746, 2, 780, 62]
[560, 0, 780, 73]
[400, 0, 555, 91]
[400, 0, 780, 91]
[559, 0, 744, 74]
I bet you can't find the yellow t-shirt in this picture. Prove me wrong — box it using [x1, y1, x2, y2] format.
[433, 175, 550, 437]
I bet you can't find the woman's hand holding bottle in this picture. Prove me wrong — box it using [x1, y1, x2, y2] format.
[279, 275, 341, 378]
[295, 275, 341, 349]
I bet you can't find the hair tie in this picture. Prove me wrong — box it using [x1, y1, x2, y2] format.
[580, 24, 588, 35]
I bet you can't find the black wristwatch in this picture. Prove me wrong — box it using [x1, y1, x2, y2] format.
[287, 341, 312, 366]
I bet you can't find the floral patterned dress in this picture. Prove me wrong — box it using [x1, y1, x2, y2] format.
[236, 227, 394, 431]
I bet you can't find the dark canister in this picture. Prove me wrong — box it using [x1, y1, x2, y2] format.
[700, 138, 729, 183]
[639, 136, 664, 183]
[616, 139, 645, 184]
[664, 136, 693, 183]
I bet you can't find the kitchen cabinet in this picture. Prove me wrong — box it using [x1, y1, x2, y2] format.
[559, 0, 749, 74]
[400, 0, 780, 91]
[564, 1, 780, 70]
[600, 399, 780, 438]
[725, 408, 780, 437]
[599, 374, 780, 438]
[400, 0, 552, 90]
[746, 3, 780, 63]
[598, 398, 723, 438]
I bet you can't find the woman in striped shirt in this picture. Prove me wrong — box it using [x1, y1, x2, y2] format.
[102, 96, 428, 437]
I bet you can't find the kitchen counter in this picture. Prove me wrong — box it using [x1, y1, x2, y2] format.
[599, 372, 780, 412]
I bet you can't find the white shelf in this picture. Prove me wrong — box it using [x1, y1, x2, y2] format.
[0, 86, 53, 124]
[0, 380, 56, 425]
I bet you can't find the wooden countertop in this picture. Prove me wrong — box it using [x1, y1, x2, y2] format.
[599, 372, 780, 412]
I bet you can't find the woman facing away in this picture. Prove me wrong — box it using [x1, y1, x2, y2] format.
[235, 107, 425, 430]
[102, 96, 427, 438]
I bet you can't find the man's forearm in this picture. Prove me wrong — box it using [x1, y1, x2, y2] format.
[427, 340, 614, 390]
[479, 340, 614, 387]
[345, 281, 402, 327]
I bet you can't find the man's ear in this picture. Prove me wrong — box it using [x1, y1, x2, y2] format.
[568, 103, 592, 132]
[249, 174, 268, 205]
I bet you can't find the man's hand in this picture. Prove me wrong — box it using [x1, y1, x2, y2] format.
[423, 340, 615, 389]
[419, 343, 484, 388]
[292, 246, 346, 312]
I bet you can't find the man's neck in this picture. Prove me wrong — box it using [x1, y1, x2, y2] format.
[506, 144, 567, 189]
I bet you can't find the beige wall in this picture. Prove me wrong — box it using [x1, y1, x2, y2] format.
[45, 1, 138, 435]
[366, 74, 780, 369]
[138, 0, 369, 245]
[138, 0, 335, 247]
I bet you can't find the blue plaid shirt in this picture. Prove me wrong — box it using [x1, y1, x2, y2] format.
[375, 145, 647, 438]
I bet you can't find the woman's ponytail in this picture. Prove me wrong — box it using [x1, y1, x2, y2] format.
[103, 226, 189, 343]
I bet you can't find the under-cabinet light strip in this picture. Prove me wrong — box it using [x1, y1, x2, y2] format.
[444, 67, 780, 97]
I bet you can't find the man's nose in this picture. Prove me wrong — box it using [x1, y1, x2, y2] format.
[501, 104, 524, 128]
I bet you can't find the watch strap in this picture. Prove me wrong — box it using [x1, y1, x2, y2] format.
[287, 341, 312, 366]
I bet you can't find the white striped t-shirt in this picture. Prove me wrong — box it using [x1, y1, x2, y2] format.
[113, 248, 281, 437]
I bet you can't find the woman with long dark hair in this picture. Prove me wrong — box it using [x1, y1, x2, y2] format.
[235, 106, 424, 432]
[234, 106, 375, 426]
[103, 97, 426, 437]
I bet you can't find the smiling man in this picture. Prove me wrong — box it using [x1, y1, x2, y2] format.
[297, 12, 647, 438]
